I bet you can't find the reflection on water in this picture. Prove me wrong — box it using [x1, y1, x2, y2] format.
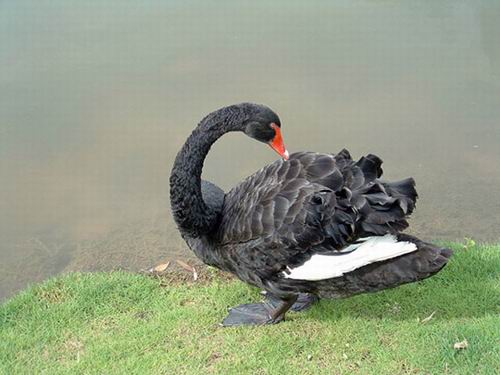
[1, 1, 499, 299]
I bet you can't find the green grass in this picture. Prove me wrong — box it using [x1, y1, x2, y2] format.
[1, 243, 499, 375]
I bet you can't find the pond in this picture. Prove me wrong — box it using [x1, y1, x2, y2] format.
[1, 1, 499, 299]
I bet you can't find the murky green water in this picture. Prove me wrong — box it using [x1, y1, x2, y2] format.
[1, 1, 499, 299]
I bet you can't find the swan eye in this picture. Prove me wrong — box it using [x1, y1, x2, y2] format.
[244, 121, 276, 143]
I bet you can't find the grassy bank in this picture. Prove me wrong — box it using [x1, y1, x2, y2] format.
[1, 243, 499, 374]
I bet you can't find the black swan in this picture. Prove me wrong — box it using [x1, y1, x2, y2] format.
[169, 103, 452, 326]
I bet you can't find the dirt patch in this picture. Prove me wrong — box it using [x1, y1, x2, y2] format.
[140, 259, 235, 286]
[35, 280, 71, 304]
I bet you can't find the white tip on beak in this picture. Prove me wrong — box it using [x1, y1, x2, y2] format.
[283, 149, 290, 160]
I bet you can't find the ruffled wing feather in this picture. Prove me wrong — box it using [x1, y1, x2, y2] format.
[217, 150, 418, 254]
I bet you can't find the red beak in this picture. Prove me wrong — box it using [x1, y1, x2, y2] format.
[269, 123, 289, 160]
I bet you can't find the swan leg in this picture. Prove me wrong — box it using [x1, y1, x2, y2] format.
[221, 295, 298, 327]
[263, 292, 319, 312]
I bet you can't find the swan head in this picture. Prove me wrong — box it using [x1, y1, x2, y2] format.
[242, 104, 289, 160]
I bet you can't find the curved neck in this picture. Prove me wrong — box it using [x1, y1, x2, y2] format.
[169, 105, 248, 237]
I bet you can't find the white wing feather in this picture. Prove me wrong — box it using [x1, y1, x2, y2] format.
[284, 234, 417, 281]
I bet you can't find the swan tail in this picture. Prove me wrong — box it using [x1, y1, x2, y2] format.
[311, 234, 452, 299]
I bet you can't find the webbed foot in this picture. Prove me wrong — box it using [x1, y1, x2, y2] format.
[222, 295, 298, 327]
[221, 302, 282, 326]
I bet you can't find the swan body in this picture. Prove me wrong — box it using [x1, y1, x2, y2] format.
[170, 103, 452, 326]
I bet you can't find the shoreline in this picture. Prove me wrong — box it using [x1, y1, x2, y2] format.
[1, 242, 499, 373]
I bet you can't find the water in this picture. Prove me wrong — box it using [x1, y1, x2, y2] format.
[1, 1, 499, 300]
